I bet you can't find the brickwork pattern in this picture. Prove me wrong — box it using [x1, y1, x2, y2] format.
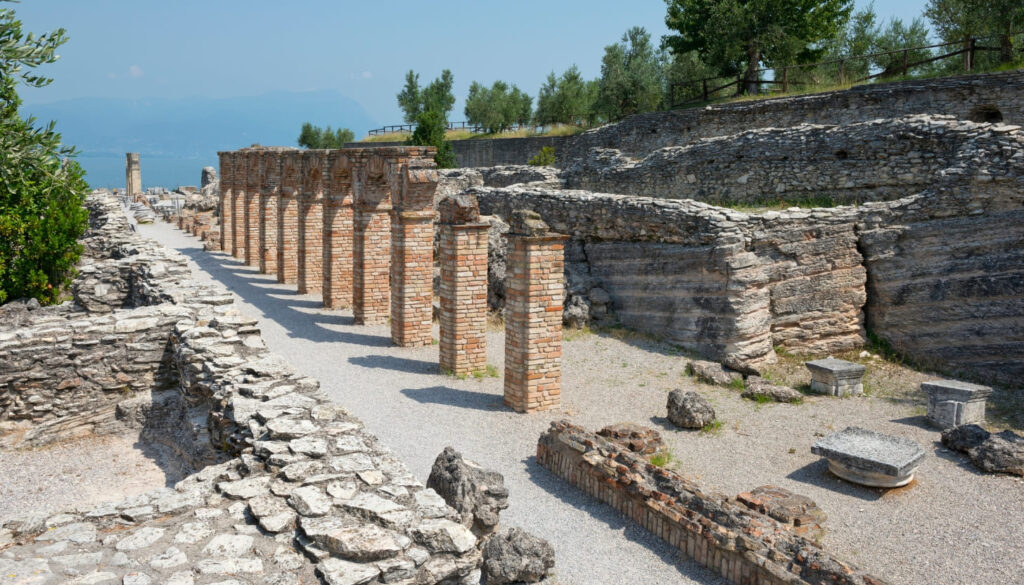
[504, 229, 567, 412]
[322, 153, 354, 309]
[439, 223, 490, 376]
[230, 174, 244, 260]
[244, 152, 261, 266]
[277, 152, 300, 285]
[297, 193, 324, 295]
[353, 203, 391, 325]
[258, 154, 280, 275]
[217, 152, 232, 253]
[390, 211, 434, 346]
[537, 420, 888, 585]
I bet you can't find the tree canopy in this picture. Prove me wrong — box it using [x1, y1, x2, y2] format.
[534, 65, 598, 126]
[407, 109, 456, 169]
[297, 123, 354, 149]
[464, 80, 532, 134]
[396, 69, 456, 123]
[596, 26, 664, 120]
[0, 1, 89, 305]
[664, 0, 854, 93]
[926, 0, 1024, 63]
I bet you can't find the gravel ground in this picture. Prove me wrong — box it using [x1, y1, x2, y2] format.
[140, 221, 1024, 585]
[0, 433, 182, 521]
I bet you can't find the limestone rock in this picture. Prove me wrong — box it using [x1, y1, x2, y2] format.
[201, 166, 218, 189]
[481, 528, 555, 584]
[687, 360, 743, 386]
[426, 447, 509, 536]
[666, 390, 715, 429]
[742, 376, 804, 403]
[941, 424, 990, 452]
[945, 427, 1024, 477]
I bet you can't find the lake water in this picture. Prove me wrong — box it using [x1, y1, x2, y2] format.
[78, 154, 217, 191]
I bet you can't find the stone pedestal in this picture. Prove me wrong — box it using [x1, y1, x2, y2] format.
[297, 192, 324, 295]
[503, 210, 567, 413]
[806, 357, 866, 397]
[439, 196, 489, 375]
[923, 379, 992, 429]
[812, 427, 925, 487]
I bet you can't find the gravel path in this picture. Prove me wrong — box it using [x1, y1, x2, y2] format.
[140, 220, 1024, 585]
[0, 433, 182, 520]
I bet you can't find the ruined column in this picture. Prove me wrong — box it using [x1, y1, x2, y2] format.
[125, 152, 141, 200]
[323, 151, 356, 309]
[244, 150, 261, 266]
[438, 194, 490, 376]
[277, 152, 300, 285]
[503, 210, 568, 413]
[259, 151, 281, 275]
[217, 152, 232, 253]
[297, 150, 327, 296]
[389, 151, 438, 347]
[231, 152, 245, 260]
[352, 153, 392, 325]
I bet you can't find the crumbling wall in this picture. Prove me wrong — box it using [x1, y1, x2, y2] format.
[563, 116, 978, 205]
[564, 69, 1024, 162]
[537, 420, 888, 585]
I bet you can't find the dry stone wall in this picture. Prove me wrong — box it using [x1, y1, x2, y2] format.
[563, 115, 979, 205]
[563, 69, 1024, 162]
[0, 191, 486, 584]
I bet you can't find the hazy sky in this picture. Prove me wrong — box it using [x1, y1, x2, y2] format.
[17, 0, 931, 133]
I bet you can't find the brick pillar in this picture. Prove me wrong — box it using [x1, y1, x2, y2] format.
[353, 155, 392, 325]
[297, 151, 326, 296]
[259, 152, 280, 275]
[218, 152, 232, 252]
[389, 155, 438, 347]
[503, 210, 568, 413]
[277, 152, 300, 285]
[244, 151, 261, 266]
[439, 194, 490, 376]
[323, 151, 355, 309]
[231, 152, 245, 259]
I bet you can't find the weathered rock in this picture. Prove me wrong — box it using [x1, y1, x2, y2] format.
[481, 528, 555, 585]
[969, 431, 1024, 476]
[687, 360, 743, 386]
[666, 390, 715, 429]
[742, 376, 804, 403]
[597, 423, 665, 455]
[426, 447, 509, 536]
[200, 166, 217, 189]
[941, 424, 991, 452]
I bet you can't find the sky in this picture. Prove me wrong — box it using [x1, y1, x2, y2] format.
[16, 0, 931, 136]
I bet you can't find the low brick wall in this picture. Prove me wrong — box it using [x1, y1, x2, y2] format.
[537, 420, 887, 585]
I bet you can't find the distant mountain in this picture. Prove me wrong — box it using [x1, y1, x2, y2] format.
[22, 91, 378, 188]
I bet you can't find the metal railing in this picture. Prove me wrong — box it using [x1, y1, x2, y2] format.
[670, 33, 1021, 108]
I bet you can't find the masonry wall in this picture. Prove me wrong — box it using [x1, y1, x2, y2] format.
[346, 136, 569, 168]
[563, 69, 1024, 162]
[537, 420, 888, 585]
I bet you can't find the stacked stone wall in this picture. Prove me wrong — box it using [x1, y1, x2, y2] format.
[564, 69, 1024, 162]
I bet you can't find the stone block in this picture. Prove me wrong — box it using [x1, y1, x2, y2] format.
[922, 379, 991, 429]
[811, 427, 925, 487]
[805, 357, 866, 397]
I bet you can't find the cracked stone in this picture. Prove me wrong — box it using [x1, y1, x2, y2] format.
[321, 524, 405, 562]
[36, 522, 97, 544]
[412, 519, 477, 554]
[173, 522, 213, 545]
[149, 547, 188, 569]
[317, 557, 381, 585]
[196, 558, 263, 574]
[115, 527, 165, 551]
[217, 475, 271, 499]
[266, 418, 318, 439]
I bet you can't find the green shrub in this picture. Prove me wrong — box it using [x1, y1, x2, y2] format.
[408, 110, 456, 169]
[528, 146, 556, 166]
[0, 5, 89, 306]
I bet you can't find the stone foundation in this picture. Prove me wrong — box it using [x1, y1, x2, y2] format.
[537, 420, 887, 585]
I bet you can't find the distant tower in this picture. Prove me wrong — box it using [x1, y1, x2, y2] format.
[125, 153, 142, 198]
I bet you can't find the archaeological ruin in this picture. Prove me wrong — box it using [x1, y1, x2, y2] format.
[3, 69, 1024, 585]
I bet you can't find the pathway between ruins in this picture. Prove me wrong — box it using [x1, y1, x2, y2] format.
[139, 219, 728, 585]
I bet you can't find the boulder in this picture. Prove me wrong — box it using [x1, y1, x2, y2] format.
[201, 166, 218, 189]
[427, 447, 509, 537]
[562, 295, 590, 329]
[687, 360, 742, 386]
[666, 390, 716, 429]
[481, 528, 555, 584]
[742, 376, 804, 403]
[941, 424, 990, 452]
[968, 430, 1024, 476]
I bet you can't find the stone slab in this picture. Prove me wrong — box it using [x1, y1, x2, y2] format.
[811, 427, 925, 487]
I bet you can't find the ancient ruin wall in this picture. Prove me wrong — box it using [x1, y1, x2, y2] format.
[563, 69, 1024, 162]
[538, 420, 888, 585]
[0, 192, 484, 584]
[563, 116, 977, 205]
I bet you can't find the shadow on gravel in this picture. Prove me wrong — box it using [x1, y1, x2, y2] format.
[176, 245, 391, 347]
[522, 455, 728, 585]
[891, 415, 933, 430]
[400, 386, 505, 411]
[785, 459, 883, 502]
[350, 355, 438, 375]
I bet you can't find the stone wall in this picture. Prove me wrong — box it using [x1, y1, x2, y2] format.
[563, 115, 985, 206]
[346, 136, 569, 168]
[563, 69, 1024, 162]
[0, 191, 485, 584]
[537, 420, 888, 585]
